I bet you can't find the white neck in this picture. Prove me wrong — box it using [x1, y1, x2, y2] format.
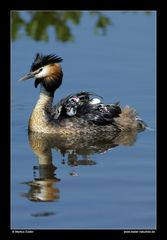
[28, 84, 54, 132]
[38, 84, 53, 104]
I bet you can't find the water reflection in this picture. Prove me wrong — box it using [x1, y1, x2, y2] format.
[21, 129, 143, 202]
[31, 212, 56, 217]
[21, 164, 60, 202]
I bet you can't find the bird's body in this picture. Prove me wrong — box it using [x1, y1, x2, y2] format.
[20, 53, 146, 136]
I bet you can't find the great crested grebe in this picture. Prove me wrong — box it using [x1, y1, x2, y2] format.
[19, 53, 146, 135]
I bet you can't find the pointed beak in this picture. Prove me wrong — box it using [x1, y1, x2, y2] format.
[18, 71, 36, 81]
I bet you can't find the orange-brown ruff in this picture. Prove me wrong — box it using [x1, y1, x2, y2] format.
[19, 53, 146, 136]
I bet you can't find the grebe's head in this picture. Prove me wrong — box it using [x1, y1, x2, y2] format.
[19, 53, 63, 95]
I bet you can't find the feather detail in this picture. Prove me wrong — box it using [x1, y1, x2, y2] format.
[31, 53, 63, 71]
[51, 91, 121, 125]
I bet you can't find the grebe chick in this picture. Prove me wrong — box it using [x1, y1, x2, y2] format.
[19, 53, 147, 135]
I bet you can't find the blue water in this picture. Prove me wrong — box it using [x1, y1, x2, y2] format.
[11, 11, 156, 229]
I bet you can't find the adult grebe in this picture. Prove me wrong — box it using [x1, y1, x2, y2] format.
[19, 53, 146, 135]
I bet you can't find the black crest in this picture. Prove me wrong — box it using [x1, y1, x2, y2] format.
[30, 53, 63, 71]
